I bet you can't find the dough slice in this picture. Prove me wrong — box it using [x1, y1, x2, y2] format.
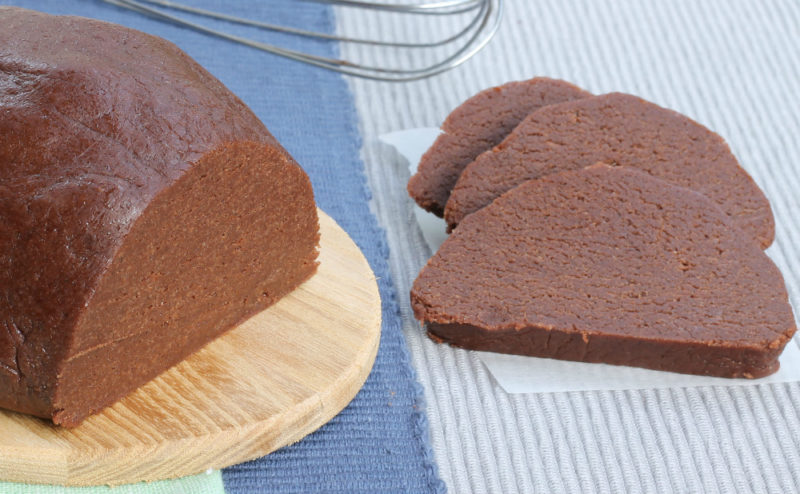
[413, 165, 794, 378]
[445, 93, 774, 248]
[407, 78, 590, 216]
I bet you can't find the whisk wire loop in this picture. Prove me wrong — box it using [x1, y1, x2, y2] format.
[100, 0, 503, 81]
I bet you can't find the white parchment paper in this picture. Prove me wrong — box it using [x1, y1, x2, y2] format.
[381, 128, 800, 394]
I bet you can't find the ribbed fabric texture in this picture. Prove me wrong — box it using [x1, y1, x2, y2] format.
[0, 1, 442, 492]
[336, 1, 800, 493]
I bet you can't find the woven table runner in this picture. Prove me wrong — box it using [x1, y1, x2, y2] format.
[337, 1, 800, 492]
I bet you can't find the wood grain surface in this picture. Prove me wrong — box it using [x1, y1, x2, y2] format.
[0, 210, 381, 486]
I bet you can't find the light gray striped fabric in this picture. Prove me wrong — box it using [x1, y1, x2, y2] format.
[335, 1, 800, 492]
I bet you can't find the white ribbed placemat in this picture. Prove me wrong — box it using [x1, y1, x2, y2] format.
[336, 1, 800, 493]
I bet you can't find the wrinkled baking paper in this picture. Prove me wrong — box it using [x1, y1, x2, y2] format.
[381, 128, 800, 393]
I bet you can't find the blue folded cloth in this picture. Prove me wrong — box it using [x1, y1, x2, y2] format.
[0, 1, 443, 492]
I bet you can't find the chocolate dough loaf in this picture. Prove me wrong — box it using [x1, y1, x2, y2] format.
[412, 165, 795, 378]
[444, 93, 775, 248]
[0, 8, 319, 426]
[407, 78, 590, 216]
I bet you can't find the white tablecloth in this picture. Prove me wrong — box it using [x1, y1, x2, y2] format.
[337, 1, 800, 492]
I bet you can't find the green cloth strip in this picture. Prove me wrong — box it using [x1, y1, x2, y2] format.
[0, 471, 225, 494]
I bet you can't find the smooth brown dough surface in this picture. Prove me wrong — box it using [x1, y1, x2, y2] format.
[0, 8, 319, 426]
[407, 78, 590, 216]
[444, 93, 775, 248]
[413, 165, 795, 378]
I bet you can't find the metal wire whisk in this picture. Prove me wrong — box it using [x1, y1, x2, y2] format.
[99, 0, 503, 82]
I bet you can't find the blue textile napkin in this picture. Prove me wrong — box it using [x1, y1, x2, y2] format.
[0, 1, 443, 492]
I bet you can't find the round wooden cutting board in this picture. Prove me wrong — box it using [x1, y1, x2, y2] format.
[0, 211, 381, 487]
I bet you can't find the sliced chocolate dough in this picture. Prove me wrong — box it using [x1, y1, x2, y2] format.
[0, 8, 319, 426]
[444, 93, 774, 248]
[413, 165, 795, 378]
[407, 78, 591, 216]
